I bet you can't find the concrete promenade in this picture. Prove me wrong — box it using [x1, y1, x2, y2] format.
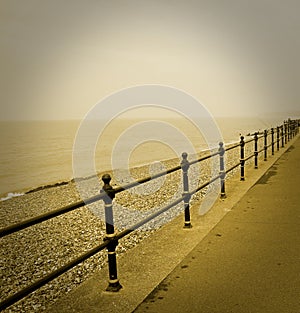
[135, 137, 300, 312]
[47, 135, 300, 313]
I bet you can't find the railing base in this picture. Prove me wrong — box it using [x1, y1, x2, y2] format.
[106, 281, 122, 292]
[183, 222, 192, 229]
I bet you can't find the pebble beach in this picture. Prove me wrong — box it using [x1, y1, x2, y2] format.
[0, 144, 249, 313]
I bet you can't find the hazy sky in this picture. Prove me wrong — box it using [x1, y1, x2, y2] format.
[0, 0, 299, 120]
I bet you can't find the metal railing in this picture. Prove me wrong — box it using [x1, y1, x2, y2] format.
[0, 118, 299, 311]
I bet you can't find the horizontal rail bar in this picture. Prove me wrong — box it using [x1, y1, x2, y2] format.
[117, 196, 185, 239]
[114, 165, 181, 193]
[0, 240, 110, 311]
[189, 150, 220, 166]
[115, 148, 222, 194]
[190, 174, 221, 195]
[224, 142, 240, 152]
[244, 137, 255, 144]
[225, 162, 240, 174]
[0, 194, 105, 238]
[245, 154, 255, 162]
[118, 174, 228, 241]
[257, 147, 265, 154]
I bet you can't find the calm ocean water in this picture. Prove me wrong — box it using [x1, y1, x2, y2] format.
[0, 116, 285, 198]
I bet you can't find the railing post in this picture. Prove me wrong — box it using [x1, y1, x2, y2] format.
[264, 129, 268, 161]
[281, 125, 284, 148]
[284, 121, 287, 144]
[254, 132, 258, 169]
[271, 128, 274, 155]
[218, 142, 226, 199]
[276, 126, 280, 151]
[181, 152, 192, 228]
[101, 174, 122, 292]
[240, 135, 245, 181]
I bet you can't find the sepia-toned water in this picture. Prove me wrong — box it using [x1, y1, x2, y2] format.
[0, 116, 285, 197]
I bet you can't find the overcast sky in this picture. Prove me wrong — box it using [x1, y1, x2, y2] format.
[0, 0, 299, 120]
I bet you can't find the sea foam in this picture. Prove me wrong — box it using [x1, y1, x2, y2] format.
[1, 192, 24, 202]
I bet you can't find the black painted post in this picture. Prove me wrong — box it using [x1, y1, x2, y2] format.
[101, 174, 122, 292]
[218, 142, 226, 199]
[181, 152, 192, 228]
[254, 132, 258, 169]
[287, 119, 290, 141]
[240, 136, 245, 181]
[277, 126, 280, 151]
[271, 128, 274, 155]
[284, 121, 287, 144]
[281, 125, 284, 148]
[264, 129, 268, 161]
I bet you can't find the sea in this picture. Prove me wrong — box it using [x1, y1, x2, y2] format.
[0, 116, 289, 200]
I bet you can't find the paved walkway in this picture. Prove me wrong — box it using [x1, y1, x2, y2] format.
[134, 138, 300, 312]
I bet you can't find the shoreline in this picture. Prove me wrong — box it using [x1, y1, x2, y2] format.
[0, 139, 243, 202]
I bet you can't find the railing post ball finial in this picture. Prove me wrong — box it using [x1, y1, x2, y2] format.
[102, 174, 115, 201]
[102, 173, 111, 184]
[181, 152, 189, 170]
[218, 142, 225, 158]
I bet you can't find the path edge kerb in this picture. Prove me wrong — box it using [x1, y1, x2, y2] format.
[46, 135, 300, 313]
